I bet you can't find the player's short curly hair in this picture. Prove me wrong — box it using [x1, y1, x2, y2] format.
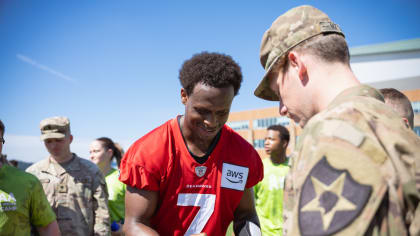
[179, 52, 243, 96]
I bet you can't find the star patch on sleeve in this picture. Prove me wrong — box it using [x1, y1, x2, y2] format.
[298, 157, 372, 235]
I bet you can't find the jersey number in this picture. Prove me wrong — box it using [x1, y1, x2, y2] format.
[177, 193, 216, 235]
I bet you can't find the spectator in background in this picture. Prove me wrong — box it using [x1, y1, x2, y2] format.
[26, 116, 110, 236]
[0, 119, 60, 235]
[90, 137, 126, 235]
[380, 88, 414, 129]
[254, 125, 290, 236]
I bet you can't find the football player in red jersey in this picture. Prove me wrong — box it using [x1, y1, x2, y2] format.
[120, 52, 264, 236]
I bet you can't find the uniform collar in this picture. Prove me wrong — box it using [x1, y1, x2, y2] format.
[328, 85, 384, 109]
[41, 153, 80, 175]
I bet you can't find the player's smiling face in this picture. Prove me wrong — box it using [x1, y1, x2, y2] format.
[182, 82, 234, 144]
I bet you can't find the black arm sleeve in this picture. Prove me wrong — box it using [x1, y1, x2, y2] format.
[233, 214, 261, 236]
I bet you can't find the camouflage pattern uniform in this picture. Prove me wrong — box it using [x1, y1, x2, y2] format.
[27, 153, 110, 236]
[254, 5, 420, 235]
[283, 85, 420, 235]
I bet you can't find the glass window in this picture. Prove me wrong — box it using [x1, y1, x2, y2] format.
[253, 117, 290, 129]
[253, 139, 265, 149]
[414, 126, 420, 137]
[226, 120, 249, 131]
[412, 101, 420, 114]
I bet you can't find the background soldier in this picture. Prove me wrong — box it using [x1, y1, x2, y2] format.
[380, 87, 415, 130]
[0, 119, 60, 236]
[380, 87, 420, 194]
[27, 116, 110, 236]
[254, 5, 420, 235]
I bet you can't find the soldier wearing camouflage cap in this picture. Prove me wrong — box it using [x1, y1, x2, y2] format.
[27, 116, 111, 236]
[255, 5, 420, 235]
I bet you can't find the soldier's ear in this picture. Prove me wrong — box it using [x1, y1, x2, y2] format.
[289, 51, 308, 83]
[181, 88, 188, 105]
[402, 117, 410, 129]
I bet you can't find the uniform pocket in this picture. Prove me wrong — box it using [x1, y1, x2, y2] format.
[74, 176, 92, 200]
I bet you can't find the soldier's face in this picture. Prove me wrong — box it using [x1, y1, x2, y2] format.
[264, 130, 285, 156]
[44, 135, 72, 157]
[181, 82, 234, 145]
[270, 53, 316, 128]
[270, 66, 302, 125]
[89, 140, 112, 167]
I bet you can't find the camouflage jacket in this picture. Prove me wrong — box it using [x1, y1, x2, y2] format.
[283, 85, 420, 236]
[27, 153, 110, 236]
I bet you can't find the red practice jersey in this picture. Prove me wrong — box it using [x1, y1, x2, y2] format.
[119, 117, 263, 236]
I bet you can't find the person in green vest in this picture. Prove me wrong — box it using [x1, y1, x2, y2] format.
[90, 137, 126, 236]
[0, 119, 60, 236]
[254, 124, 290, 236]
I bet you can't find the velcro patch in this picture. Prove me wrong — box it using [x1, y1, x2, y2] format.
[298, 157, 372, 235]
[322, 120, 365, 147]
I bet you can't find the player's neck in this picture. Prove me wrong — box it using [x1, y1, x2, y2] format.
[185, 136, 213, 157]
[179, 116, 214, 156]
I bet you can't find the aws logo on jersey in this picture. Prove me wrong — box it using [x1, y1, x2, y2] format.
[221, 163, 249, 191]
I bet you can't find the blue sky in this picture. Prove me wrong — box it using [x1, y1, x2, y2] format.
[1, 0, 420, 162]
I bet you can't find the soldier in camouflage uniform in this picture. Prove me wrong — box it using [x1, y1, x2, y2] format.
[254, 5, 420, 235]
[380, 87, 420, 209]
[379, 88, 415, 130]
[27, 116, 110, 236]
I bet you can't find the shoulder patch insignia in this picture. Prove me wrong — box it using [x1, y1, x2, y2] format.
[298, 157, 372, 235]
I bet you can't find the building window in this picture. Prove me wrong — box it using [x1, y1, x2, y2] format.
[253, 139, 265, 149]
[412, 101, 420, 114]
[414, 126, 420, 137]
[253, 117, 290, 129]
[226, 120, 249, 131]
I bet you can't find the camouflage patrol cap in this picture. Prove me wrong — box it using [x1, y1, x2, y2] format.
[40, 116, 70, 140]
[254, 5, 344, 101]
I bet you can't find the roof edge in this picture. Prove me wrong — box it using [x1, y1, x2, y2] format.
[350, 38, 420, 56]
